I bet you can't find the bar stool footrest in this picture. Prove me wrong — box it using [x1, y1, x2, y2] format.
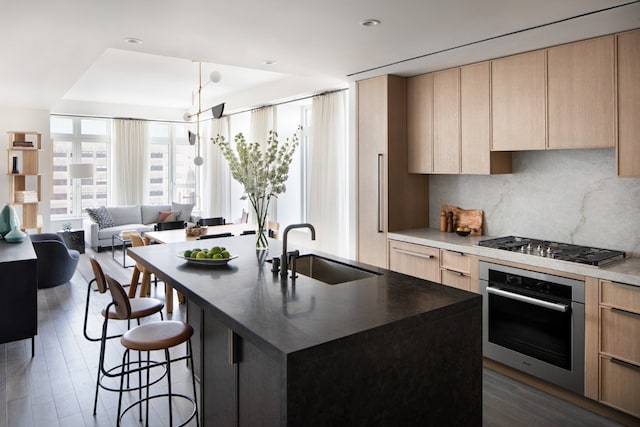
[119, 393, 197, 427]
[100, 360, 167, 393]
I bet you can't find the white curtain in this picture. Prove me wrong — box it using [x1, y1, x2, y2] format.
[250, 106, 277, 148]
[203, 116, 231, 219]
[112, 119, 149, 205]
[308, 91, 349, 256]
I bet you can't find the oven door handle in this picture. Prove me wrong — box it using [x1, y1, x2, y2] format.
[487, 287, 570, 313]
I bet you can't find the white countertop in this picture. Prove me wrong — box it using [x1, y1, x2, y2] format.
[388, 228, 640, 287]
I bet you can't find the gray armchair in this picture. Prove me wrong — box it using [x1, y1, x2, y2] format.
[30, 233, 80, 288]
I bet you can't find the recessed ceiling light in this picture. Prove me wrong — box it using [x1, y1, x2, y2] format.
[123, 37, 143, 44]
[263, 59, 277, 65]
[360, 19, 381, 27]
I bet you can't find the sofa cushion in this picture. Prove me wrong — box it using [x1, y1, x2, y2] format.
[158, 211, 179, 222]
[97, 224, 154, 241]
[172, 202, 195, 223]
[86, 206, 115, 229]
[141, 204, 172, 224]
[108, 205, 141, 226]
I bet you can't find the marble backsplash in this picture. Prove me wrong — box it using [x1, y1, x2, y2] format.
[428, 149, 640, 257]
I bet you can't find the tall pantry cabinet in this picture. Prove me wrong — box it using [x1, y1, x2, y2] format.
[357, 75, 429, 268]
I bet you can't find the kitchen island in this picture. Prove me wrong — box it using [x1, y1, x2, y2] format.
[128, 235, 482, 426]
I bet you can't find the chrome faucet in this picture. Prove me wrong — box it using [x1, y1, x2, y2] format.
[280, 223, 316, 279]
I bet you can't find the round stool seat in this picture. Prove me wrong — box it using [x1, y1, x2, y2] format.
[102, 297, 164, 320]
[121, 320, 193, 352]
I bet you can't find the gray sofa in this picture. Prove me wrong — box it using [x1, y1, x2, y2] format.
[83, 203, 198, 251]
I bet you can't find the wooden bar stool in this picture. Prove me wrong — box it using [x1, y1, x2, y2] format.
[87, 256, 165, 416]
[128, 233, 154, 299]
[105, 274, 199, 427]
[129, 233, 181, 313]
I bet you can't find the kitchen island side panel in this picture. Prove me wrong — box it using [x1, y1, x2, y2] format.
[0, 238, 37, 346]
[286, 299, 482, 426]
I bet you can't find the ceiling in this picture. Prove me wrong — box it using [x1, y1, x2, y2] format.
[1, 0, 638, 120]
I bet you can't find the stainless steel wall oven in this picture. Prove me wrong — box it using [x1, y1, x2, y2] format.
[480, 261, 585, 395]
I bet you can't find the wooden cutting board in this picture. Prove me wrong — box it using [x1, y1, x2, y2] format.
[442, 205, 484, 236]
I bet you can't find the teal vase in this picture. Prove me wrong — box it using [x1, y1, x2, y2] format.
[5, 226, 26, 243]
[0, 204, 24, 241]
[0, 204, 13, 237]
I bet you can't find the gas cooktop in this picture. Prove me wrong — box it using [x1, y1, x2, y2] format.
[477, 236, 626, 267]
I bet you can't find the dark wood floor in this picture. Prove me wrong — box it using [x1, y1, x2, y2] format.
[0, 247, 631, 426]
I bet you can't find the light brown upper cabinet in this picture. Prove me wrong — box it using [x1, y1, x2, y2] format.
[548, 36, 616, 149]
[617, 29, 640, 177]
[491, 50, 547, 151]
[433, 68, 460, 173]
[407, 73, 434, 173]
[460, 62, 512, 174]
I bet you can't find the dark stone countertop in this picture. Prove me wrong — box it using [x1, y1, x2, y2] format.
[128, 235, 481, 358]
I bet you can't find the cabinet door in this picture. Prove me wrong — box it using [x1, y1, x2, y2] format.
[433, 68, 460, 173]
[548, 36, 615, 149]
[600, 307, 640, 364]
[357, 76, 389, 268]
[617, 29, 640, 177]
[600, 356, 640, 418]
[238, 336, 281, 426]
[461, 62, 512, 175]
[491, 50, 546, 151]
[388, 240, 439, 282]
[407, 73, 433, 173]
[203, 314, 238, 427]
[461, 62, 490, 174]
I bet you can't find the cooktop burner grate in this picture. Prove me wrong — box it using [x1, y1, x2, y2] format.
[477, 236, 625, 267]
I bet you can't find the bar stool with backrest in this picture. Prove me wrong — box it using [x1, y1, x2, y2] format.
[86, 256, 165, 415]
[104, 274, 199, 427]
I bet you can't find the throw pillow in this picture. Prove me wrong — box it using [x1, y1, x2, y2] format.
[172, 202, 194, 223]
[86, 206, 115, 229]
[158, 211, 180, 222]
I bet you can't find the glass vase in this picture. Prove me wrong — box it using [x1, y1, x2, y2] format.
[251, 194, 270, 251]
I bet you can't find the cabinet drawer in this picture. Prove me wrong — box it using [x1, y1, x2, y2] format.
[601, 307, 640, 364]
[440, 268, 470, 291]
[388, 241, 439, 282]
[440, 249, 471, 274]
[600, 356, 640, 418]
[601, 280, 640, 313]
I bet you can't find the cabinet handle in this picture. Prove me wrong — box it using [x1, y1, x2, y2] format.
[377, 153, 384, 233]
[611, 357, 640, 373]
[611, 307, 640, 319]
[392, 248, 434, 259]
[228, 329, 238, 365]
[442, 268, 465, 276]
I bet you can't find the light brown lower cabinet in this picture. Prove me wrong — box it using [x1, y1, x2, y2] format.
[387, 239, 480, 293]
[388, 240, 439, 282]
[599, 356, 640, 418]
[440, 249, 478, 293]
[597, 280, 640, 418]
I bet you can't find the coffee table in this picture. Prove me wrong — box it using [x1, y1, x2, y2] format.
[112, 233, 133, 267]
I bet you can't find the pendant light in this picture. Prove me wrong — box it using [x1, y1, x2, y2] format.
[185, 61, 225, 166]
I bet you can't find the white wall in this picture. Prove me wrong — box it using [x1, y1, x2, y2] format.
[428, 149, 640, 257]
[0, 107, 51, 232]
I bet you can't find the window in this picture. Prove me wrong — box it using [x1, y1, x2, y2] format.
[148, 122, 197, 206]
[275, 101, 309, 227]
[50, 116, 110, 218]
[51, 116, 197, 219]
[223, 101, 310, 227]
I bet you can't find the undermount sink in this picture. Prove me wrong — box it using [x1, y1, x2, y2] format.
[290, 254, 380, 285]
